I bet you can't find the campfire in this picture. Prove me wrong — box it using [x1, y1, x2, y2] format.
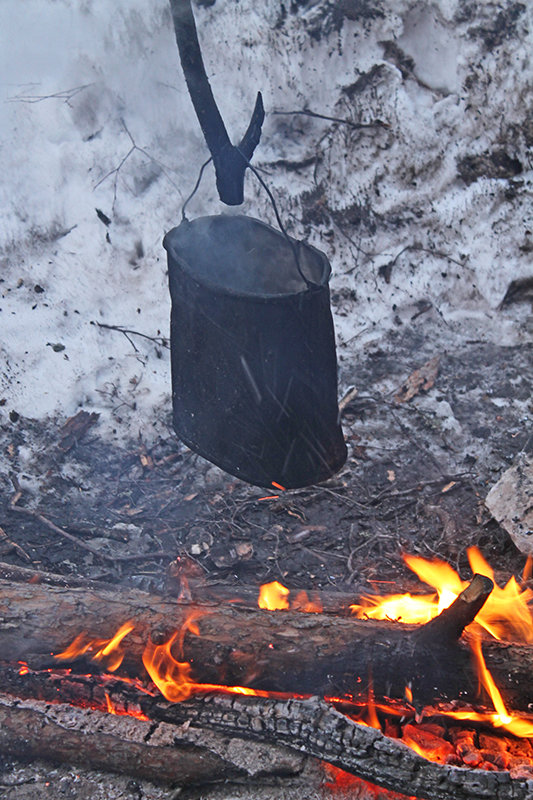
[1, 549, 533, 799]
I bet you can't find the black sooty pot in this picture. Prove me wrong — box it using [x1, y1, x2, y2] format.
[163, 214, 347, 489]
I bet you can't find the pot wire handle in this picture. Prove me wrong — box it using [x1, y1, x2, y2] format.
[181, 156, 213, 222]
[180, 153, 319, 290]
[235, 147, 318, 290]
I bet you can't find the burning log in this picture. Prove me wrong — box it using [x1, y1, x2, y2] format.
[3, 564, 533, 798]
[1, 671, 533, 800]
[0, 564, 531, 709]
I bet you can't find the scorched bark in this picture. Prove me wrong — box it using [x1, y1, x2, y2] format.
[0, 567, 530, 709]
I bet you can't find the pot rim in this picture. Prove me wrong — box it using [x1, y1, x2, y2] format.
[163, 214, 331, 301]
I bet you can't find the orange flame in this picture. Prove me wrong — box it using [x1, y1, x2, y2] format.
[350, 547, 533, 644]
[141, 630, 292, 703]
[54, 621, 135, 672]
[105, 692, 117, 714]
[258, 581, 290, 610]
[348, 549, 533, 748]
[258, 582, 322, 612]
[48, 552, 533, 757]
[437, 637, 533, 738]
[365, 674, 380, 730]
[142, 632, 197, 702]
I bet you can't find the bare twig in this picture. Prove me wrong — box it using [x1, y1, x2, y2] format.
[338, 386, 359, 414]
[92, 321, 170, 350]
[8, 477, 169, 564]
[94, 119, 183, 209]
[272, 108, 389, 131]
[0, 526, 31, 563]
[8, 83, 94, 105]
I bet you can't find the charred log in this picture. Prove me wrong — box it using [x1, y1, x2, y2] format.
[0, 568, 531, 710]
[0, 676, 531, 800]
[0, 691, 304, 787]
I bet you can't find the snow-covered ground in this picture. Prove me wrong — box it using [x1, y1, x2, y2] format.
[1, 0, 531, 441]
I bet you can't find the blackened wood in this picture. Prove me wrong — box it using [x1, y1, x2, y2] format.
[0, 692, 303, 786]
[0, 696, 232, 785]
[151, 693, 530, 800]
[0, 676, 530, 800]
[169, 0, 264, 204]
[0, 575, 531, 710]
[414, 574, 494, 643]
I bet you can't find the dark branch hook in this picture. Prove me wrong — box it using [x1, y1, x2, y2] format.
[169, 0, 264, 205]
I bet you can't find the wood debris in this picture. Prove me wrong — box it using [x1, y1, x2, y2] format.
[394, 356, 440, 403]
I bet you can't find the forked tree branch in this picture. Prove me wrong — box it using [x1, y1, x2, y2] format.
[169, 0, 264, 205]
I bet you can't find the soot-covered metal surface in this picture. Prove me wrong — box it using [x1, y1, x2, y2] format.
[164, 215, 347, 488]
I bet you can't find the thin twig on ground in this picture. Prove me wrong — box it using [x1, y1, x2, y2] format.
[92, 321, 170, 350]
[8, 477, 170, 564]
[0, 526, 31, 563]
[272, 108, 389, 130]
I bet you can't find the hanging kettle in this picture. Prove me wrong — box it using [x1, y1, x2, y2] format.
[165, 0, 346, 488]
[164, 213, 346, 489]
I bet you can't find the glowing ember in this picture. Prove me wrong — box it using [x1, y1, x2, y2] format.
[291, 589, 322, 613]
[401, 724, 454, 764]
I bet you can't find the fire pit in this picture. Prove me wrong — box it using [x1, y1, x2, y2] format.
[1, 545, 533, 799]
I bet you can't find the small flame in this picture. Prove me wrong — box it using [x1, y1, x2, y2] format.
[257, 583, 322, 612]
[142, 632, 197, 702]
[258, 581, 290, 610]
[105, 692, 117, 714]
[291, 589, 323, 613]
[54, 621, 135, 672]
[142, 630, 291, 703]
[365, 674, 380, 730]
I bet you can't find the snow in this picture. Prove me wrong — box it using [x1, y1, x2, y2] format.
[1, 0, 532, 440]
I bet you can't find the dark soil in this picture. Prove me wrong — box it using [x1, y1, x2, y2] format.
[1, 330, 531, 599]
